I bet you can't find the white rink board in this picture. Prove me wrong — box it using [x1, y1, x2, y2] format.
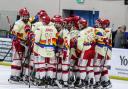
[0, 38, 12, 61]
[109, 48, 128, 78]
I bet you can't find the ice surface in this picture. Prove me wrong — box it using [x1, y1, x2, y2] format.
[0, 65, 128, 89]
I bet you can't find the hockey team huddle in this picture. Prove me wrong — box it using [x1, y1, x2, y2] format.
[8, 8, 112, 89]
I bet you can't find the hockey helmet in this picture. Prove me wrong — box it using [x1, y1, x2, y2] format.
[78, 18, 88, 29]
[102, 19, 110, 28]
[42, 15, 50, 25]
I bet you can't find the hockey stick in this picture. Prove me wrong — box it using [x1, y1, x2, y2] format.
[0, 47, 12, 62]
[27, 45, 33, 88]
[21, 36, 34, 88]
[7, 16, 12, 32]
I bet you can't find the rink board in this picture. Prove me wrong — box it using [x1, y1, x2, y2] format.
[0, 38, 12, 62]
[109, 48, 128, 81]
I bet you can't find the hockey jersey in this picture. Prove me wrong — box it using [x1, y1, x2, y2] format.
[56, 28, 70, 59]
[77, 27, 96, 52]
[34, 24, 58, 57]
[12, 19, 31, 41]
[95, 28, 107, 56]
[69, 28, 80, 58]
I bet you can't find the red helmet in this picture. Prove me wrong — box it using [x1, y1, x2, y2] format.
[40, 10, 46, 13]
[56, 18, 63, 24]
[102, 19, 110, 28]
[73, 16, 80, 23]
[54, 15, 62, 18]
[19, 8, 29, 17]
[39, 11, 48, 18]
[73, 16, 80, 29]
[19, 8, 24, 16]
[24, 25, 31, 32]
[42, 15, 50, 25]
[21, 8, 29, 17]
[95, 19, 102, 25]
[53, 18, 63, 24]
[78, 18, 88, 28]
[51, 15, 62, 21]
[95, 18, 103, 28]
[63, 17, 73, 24]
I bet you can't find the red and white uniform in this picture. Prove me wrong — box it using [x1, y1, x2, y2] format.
[101, 27, 112, 82]
[94, 27, 105, 83]
[34, 23, 58, 79]
[11, 19, 31, 77]
[77, 27, 96, 81]
[69, 28, 80, 80]
[94, 19, 111, 83]
[70, 28, 79, 62]
[59, 28, 70, 82]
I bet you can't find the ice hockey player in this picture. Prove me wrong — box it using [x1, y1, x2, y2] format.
[69, 16, 81, 87]
[9, 8, 31, 83]
[31, 11, 48, 75]
[33, 15, 58, 87]
[51, 15, 64, 84]
[77, 18, 96, 88]
[23, 25, 35, 83]
[101, 19, 112, 89]
[52, 17, 71, 87]
[94, 18, 112, 89]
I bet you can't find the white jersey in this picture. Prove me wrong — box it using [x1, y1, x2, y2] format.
[70, 30, 79, 40]
[32, 22, 43, 33]
[34, 24, 57, 57]
[77, 27, 96, 51]
[12, 19, 31, 40]
[95, 28, 107, 56]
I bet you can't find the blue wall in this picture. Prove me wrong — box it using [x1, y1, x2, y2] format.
[73, 10, 99, 26]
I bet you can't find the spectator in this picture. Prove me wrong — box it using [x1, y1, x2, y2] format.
[113, 25, 127, 48]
